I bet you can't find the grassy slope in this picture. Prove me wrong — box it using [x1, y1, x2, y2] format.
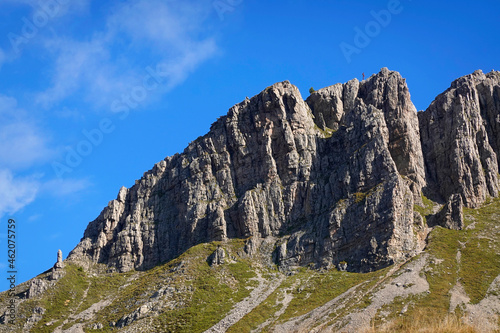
[229, 196, 499, 333]
[414, 197, 499, 313]
[227, 267, 386, 333]
[370, 197, 500, 332]
[4, 240, 259, 333]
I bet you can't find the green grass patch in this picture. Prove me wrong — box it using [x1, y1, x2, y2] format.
[460, 237, 500, 303]
[414, 193, 436, 222]
[31, 265, 89, 333]
[354, 192, 367, 204]
[278, 268, 381, 322]
[75, 240, 257, 332]
[154, 258, 256, 332]
[460, 198, 500, 303]
[415, 227, 459, 316]
[314, 123, 336, 138]
[77, 271, 131, 312]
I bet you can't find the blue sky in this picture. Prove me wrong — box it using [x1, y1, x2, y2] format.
[0, 0, 499, 291]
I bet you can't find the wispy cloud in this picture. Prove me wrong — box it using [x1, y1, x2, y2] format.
[0, 0, 90, 15]
[0, 170, 91, 219]
[42, 178, 91, 197]
[37, 0, 218, 110]
[0, 0, 216, 218]
[28, 213, 42, 222]
[0, 93, 90, 217]
[0, 169, 39, 218]
[0, 170, 91, 218]
[0, 122, 55, 169]
[36, 38, 114, 108]
[0, 95, 55, 170]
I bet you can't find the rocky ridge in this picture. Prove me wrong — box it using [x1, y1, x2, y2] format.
[67, 68, 500, 275]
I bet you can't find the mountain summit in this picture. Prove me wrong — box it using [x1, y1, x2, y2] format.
[68, 68, 499, 274]
[69, 68, 428, 273]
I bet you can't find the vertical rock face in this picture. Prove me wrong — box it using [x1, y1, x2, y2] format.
[419, 70, 500, 207]
[68, 69, 500, 274]
[69, 81, 320, 272]
[307, 68, 426, 198]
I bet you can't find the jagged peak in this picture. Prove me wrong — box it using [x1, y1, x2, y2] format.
[66, 68, 499, 278]
[367, 67, 403, 80]
[443, 69, 500, 90]
[309, 68, 409, 111]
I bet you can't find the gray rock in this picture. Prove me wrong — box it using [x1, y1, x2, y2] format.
[91, 323, 103, 329]
[337, 262, 348, 272]
[27, 279, 48, 299]
[208, 246, 226, 266]
[307, 83, 345, 130]
[68, 81, 324, 272]
[419, 70, 500, 208]
[117, 304, 152, 328]
[50, 249, 65, 280]
[307, 68, 426, 199]
[428, 194, 464, 230]
[23, 306, 45, 331]
[54, 249, 64, 269]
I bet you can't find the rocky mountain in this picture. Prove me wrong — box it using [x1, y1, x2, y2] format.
[68, 67, 429, 274]
[1, 68, 500, 333]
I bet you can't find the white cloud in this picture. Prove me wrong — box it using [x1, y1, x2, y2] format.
[0, 169, 39, 218]
[36, 0, 218, 110]
[0, 95, 55, 170]
[0, 0, 90, 15]
[105, 0, 213, 51]
[42, 178, 91, 197]
[28, 213, 42, 222]
[36, 38, 114, 108]
[0, 169, 90, 219]
[0, 122, 54, 169]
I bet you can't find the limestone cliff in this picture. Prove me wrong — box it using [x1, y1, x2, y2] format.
[67, 68, 500, 273]
[419, 70, 500, 208]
